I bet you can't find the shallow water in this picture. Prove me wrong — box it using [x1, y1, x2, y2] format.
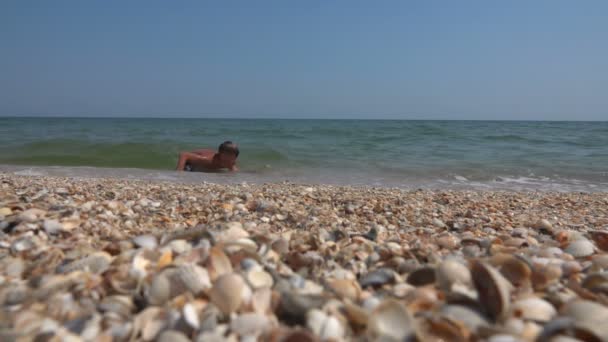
[1, 118, 607, 191]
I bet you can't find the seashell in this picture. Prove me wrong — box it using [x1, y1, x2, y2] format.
[1, 284, 28, 306]
[183, 303, 200, 329]
[436, 233, 459, 249]
[561, 260, 583, 277]
[407, 266, 436, 286]
[271, 238, 289, 255]
[564, 239, 596, 258]
[358, 268, 395, 288]
[2, 257, 25, 278]
[167, 239, 192, 255]
[11, 237, 35, 253]
[495, 255, 532, 287]
[133, 234, 158, 249]
[57, 252, 112, 274]
[367, 299, 419, 341]
[0, 207, 12, 217]
[327, 278, 361, 301]
[246, 269, 273, 289]
[146, 272, 171, 306]
[175, 263, 211, 295]
[510, 297, 556, 322]
[534, 219, 553, 233]
[278, 291, 327, 325]
[251, 287, 272, 314]
[471, 261, 512, 322]
[42, 219, 65, 235]
[436, 259, 472, 292]
[231, 313, 271, 336]
[534, 317, 577, 342]
[591, 254, 608, 271]
[581, 272, 608, 294]
[131, 250, 153, 280]
[225, 238, 258, 253]
[157, 249, 173, 269]
[18, 208, 46, 223]
[532, 263, 563, 291]
[157, 330, 191, 342]
[393, 283, 415, 298]
[441, 305, 489, 332]
[207, 246, 233, 280]
[589, 230, 608, 251]
[319, 314, 345, 340]
[487, 334, 522, 342]
[209, 273, 245, 315]
[307, 309, 328, 336]
[98, 295, 134, 318]
[240, 258, 260, 271]
[220, 221, 249, 241]
[561, 300, 608, 340]
[342, 302, 369, 326]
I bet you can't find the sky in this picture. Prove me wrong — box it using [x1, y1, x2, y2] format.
[0, 1, 606, 120]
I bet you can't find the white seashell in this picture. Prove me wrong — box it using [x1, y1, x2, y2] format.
[58, 252, 113, 274]
[183, 303, 200, 329]
[133, 234, 158, 249]
[246, 269, 273, 289]
[207, 246, 233, 280]
[157, 330, 190, 342]
[146, 273, 171, 306]
[436, 258, 472, 292]
[510, 298, 556, 322]
[221, 222, 249, 242]
[561, 300, 608, 339]
[306, 309, 327, 335]
[225, 238, 258, 253]
[176, 263, 211, 295]
[167, 239, 192, 255]
[564, 239, 596, 258]
[328, 278, 361, 301]
[209, 273, 245, 315]
[18, 208, 46, 223]
[320, 315, 344, 340]
[42, 219, 65, 235]
[230, 313, 270, 336]
[367, 299, 418, 340]
[251, 288, 272, 314]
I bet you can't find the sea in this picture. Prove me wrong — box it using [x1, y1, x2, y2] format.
[1, 117, 607, 192]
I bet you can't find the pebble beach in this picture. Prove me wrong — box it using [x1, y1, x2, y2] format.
[2, 173, 608, 341]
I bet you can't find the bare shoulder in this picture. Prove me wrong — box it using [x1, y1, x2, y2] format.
[190, 149, 215, 158]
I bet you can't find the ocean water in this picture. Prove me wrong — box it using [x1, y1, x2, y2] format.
[1, 117, 607, 191]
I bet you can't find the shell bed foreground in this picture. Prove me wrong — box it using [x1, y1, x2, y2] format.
[1, 173, 608, 342]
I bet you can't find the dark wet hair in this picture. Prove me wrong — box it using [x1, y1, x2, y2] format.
[218, 141, 239, 157]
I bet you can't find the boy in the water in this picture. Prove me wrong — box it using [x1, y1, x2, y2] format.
[176, 141, 239, 172]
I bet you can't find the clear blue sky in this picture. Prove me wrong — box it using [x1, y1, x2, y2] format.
[1, 0, 606, 120]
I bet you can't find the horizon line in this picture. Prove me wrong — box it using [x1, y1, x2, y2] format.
[0, 115, 606, 122]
